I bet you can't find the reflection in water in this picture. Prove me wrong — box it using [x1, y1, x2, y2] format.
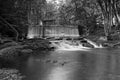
[47, 67, 70, 80]
[27, 56, 34, 68]
[18, 49, 120, 80]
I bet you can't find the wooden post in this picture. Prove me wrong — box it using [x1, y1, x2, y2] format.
[40, 21, 45, 38]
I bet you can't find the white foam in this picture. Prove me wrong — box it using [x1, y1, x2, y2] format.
[50, 38, 104, 51]
[51, 40, 91, 51]
[84, 38, 103, 48]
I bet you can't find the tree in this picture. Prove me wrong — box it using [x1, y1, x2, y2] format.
[68, 0, 101, 35]
[0, 0, 47, 40]
[97, 0, 120, 40]
[0, 0, 20, 40]
[66, 0, 120, 38]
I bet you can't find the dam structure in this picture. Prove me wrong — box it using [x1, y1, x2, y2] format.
[27, 25, 79, 39]
[27, 20, 103, 49]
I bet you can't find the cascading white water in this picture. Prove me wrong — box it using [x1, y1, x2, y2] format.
[84, 38, 103, 48]
[50, 38, 103, 51]
[51, 41, 87, 51]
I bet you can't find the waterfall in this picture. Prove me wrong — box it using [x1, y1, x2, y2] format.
[50, 40, 91, 51]
[84, 38, 103, 48]
[50, 38, 103, 51]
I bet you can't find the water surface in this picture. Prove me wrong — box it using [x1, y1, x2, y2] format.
[18, 48, 120, 80]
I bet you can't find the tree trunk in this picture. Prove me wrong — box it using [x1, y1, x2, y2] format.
[0, 16, 19, 41]
[103, 15, 113, 40]
[97, 0, 120, 41]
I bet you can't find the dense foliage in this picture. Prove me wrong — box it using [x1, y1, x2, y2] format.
[0, 0, 46, 40]
[0, 0, 120, 40]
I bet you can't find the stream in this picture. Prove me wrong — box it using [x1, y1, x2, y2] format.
[16, 48, 120, 80]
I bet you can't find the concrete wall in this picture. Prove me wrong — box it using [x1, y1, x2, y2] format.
[27, 25, 79, 38]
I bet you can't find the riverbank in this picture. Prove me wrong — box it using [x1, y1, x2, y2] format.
[0, 38, 52, 80]
[0, 35, 120, 80]
[86, 35, 120, 48]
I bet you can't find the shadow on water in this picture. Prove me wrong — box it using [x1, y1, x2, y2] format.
[0, 54, 30, 69]
[7, 48, 120, 80]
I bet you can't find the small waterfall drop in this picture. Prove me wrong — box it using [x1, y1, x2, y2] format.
[50, 40, 89, 51]
[84, 38, 103, 48]
[50, 38, 103, 51]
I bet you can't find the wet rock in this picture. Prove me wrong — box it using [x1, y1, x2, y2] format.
[56, 61, 68, 66]
[45, 59, 51, 63]
[0, 69, 24, 80]
[61, 63, 65, 66]
[80, 40, 87, 43]
[103, 43, 113, 47]
[82, 43, 94, 48]
[22, 39, 51, 50]
[21, 49, 33, 53]
[99, 36, 107, 41]
[50, 47, 55, 50]
[0, 42, 19, 49]
[52, 60, 58, 63]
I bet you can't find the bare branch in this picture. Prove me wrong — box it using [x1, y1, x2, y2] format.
[0, 16, 19, 40]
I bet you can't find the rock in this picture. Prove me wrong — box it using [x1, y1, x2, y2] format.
[53, 60, 58, 63]
[60, 62, 67, 66]
[0, 45, 29, 60]
[24, 40, 50, 50]
[0, 69, 23, 80]
[80, 40, 87, 43]
[61, 63, 65, 66]
[82, 43, 94, 48]
[21, 49, 33, 53]
[103, 43, 112, 47]
[0, 42, 19, 49]
[99, 36, 107, 41]
[116, 46, 120, 48]
[45, 59, 51, 63]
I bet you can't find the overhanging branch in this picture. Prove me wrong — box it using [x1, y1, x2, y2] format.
[0, 16, 19, 40]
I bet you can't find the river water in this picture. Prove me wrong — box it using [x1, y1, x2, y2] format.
[17, 48, 120, 80]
